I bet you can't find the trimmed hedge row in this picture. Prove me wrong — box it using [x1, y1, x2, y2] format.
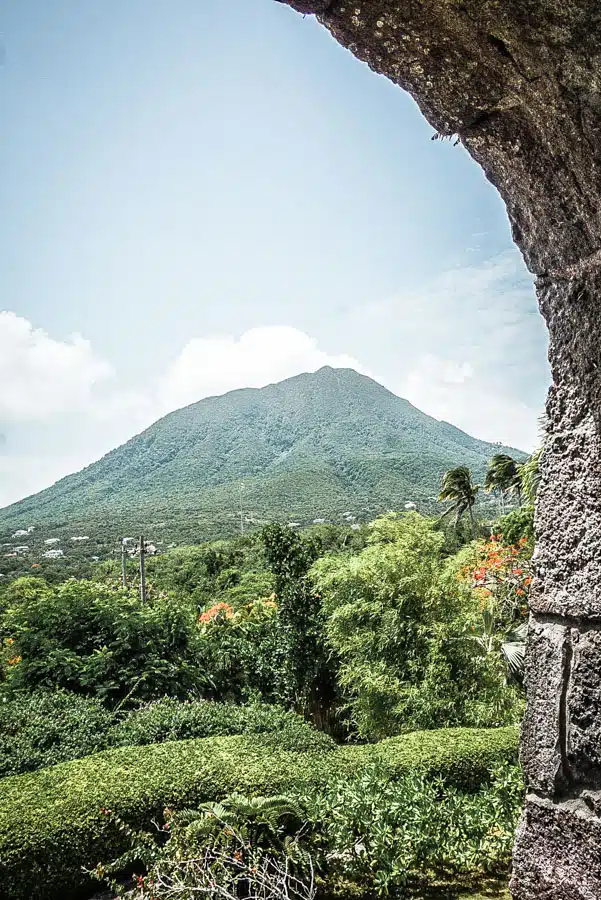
[0, 693, 334, 779]
[0, 726, 518, 900]
[110, 697, 336, 753]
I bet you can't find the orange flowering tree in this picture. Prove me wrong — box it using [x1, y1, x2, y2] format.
[198, 600, 235, 625]
[459, 534, 532, 681]
[0, 637, 21, 681]
[467, 535, 533, 624]
[196, 595, 284, 704]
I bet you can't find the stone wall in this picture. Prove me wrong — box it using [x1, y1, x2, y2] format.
[275, 2, 601, 896]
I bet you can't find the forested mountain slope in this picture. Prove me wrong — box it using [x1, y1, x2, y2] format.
[0, 367, 523, 539]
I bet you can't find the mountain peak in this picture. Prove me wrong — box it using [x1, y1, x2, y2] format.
[0, 368, 524, 539]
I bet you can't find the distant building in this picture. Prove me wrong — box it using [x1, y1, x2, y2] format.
[351, 524, 361, 531]
[287, 522, 301, 528]
[43, 549, 64, 559]
[12, 530, 29, 538]
[404, 501, 417, 510]
[14, 546, 29, 554]
[44, 538, 61, 545]
[71, 536, 89, 542]
[313, 518, 326, 524]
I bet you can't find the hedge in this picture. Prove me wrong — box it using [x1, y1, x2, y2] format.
[0, 726, 518, 900]
[110, 698, 335, 753]
[0, 694, 334, 779]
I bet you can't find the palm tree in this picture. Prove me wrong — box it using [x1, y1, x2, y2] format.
[438, 466, 480, 537]
[474, 609, 528, 683]
[520, 448, 542, 505]
[484, 454, 523, 509]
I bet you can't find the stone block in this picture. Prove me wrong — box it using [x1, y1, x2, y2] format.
[532, 426, 601, 618]
[511, 795, 601, 899]
[520, 618, 567, 793]
[567, 627, 601, 784]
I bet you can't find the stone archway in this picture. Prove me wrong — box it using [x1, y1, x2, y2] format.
[275, 2, 601, 897]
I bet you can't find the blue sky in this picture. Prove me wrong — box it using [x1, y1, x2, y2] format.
[0, 0, 548, 506]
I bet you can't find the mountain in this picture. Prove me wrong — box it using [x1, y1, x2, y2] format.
[0, 367, 524, 544]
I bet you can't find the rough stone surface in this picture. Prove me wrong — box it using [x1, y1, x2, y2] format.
[275, 1, 601, 896]
[511, 795, 601, 899]
[567, 628, 601, 784]
[520, 619, 568, 794]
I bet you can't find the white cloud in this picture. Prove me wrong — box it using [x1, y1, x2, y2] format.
[350, 250, 548, 451]
[0, 310, 541, 509]
[157, 326, 368, 413]
[0, 311, 112, 420]
[397, 353, 539, 451]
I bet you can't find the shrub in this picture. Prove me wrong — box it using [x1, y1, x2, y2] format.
[311, 513, 450, 738]
[111, 700, 335, 753]
[498, 505, 535, 546]
[0, 690, 112, 778]
[302, 761, 524, 896]
[94, 796, 315, 900]
[94, 763, 523, 900]
[0, 695, 332, 779]
[197, 598, 286, 705]
[1, 578, 206, 705]
[0, 726, 518, 900]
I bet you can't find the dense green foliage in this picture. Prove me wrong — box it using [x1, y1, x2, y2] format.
[0, 690, 111, 778]
[0, 480, 534, 899]
[95, 762, 522, 900]
[498, 505, 535, 545]
[1, 509, 529, 738]
[0, 368, 523, 568]
[301, 761, 523, 896]
[0, 726, 518, 900]
[1, 578, 205, 704]
[312, 514, 520, 738]
[261, 523, 337, 722]
[110, 699, 335, 753]
[0, 692, 331, 778]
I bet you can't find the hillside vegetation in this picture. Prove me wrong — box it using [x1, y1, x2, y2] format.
[0, 367, 523, 565]
[0, 498, 535, 900]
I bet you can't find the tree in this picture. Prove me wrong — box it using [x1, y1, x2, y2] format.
[1, 578, 206, 705]
[438, 466, 480, 536]
[484, 454, 523, 509]
[464, 534, 532, 685]
[260, 525, 335, 725]
[519, 448, 542, 505]
[310, 513, 484, 738]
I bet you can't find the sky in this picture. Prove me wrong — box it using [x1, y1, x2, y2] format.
[0, 0, 549, 508]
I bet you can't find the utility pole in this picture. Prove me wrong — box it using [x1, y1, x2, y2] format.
[239, 482, 244, 536]
[139, 534, 146, 604]
[120, 538, 127, 588]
